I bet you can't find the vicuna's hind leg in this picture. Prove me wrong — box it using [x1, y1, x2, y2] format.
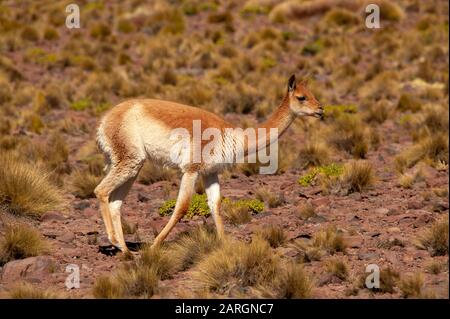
[95, 161, 143, 252]
[151, 171, 198, 247]
[204, 173, 224, 239]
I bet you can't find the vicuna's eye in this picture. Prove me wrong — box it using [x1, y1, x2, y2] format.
[297, 96, 307, 102]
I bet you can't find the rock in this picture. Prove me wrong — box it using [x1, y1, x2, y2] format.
[358, 252, 380, 260]
[138, 193, 151, 202]
[1, 256, 55, 283]
[82, 208, 98, 219]
[312, 197, 330, 207]
[413, 214, 435, 228]
[41, 212, 67, 222]
[368, 231, 381, 237]
[386, 208, 400, 216]
[348, 193, 362, 200]
[73, 201, 90, 210]
[407, 200, 423, 210]
[58, 232, 75, 244]
[387, 227, 401, 233]
[344, 235, 364, 248]
[432, 200, 448, 212]
[374, 208, 389, 215]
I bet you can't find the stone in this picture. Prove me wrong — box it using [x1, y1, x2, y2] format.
[344, 235, 364, 248]
[58, 232, 75, 243]
[407, 200, 423, 210]
[1, 256, 55, 283]
[374, 208, 389, 215]
[138, 193, 151, 202]
[41, 212, 67, 222]
[358, 252, 380, 260]
[82, 208, 98, 219]
[73, 201, 90, 210]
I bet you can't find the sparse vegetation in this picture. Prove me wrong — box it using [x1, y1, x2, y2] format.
[0, 153, 64, 217]
[256, 225, 287, 248]
[9, 282, 60, 299]
[340, 160, 375, 193]
[419, 216, 449, 256]
[0, 224, 48, 265]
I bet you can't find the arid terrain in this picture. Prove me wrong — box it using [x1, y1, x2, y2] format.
[0, 0, 448, 299]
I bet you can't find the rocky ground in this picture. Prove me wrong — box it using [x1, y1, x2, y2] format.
[0, 0, 448, 298]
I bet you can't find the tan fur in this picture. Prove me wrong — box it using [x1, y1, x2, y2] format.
[94, 75, 322, 252]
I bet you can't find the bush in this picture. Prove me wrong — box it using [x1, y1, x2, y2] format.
[0, 224, 48, 265]
[0, 153, 64, 217]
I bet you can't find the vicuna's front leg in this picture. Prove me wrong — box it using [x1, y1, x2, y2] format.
[204, 173, 224, 239]
[151, 171, 198, 247]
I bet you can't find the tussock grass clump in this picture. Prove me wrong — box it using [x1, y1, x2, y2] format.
[378, 0, 405, 22]
[295, 142, 330, 169]
[395, 134, 449, 172]
[137, 161, 177, 185]
[363, 267, 399, 294]
[222, 198, 252, 225]
[0, 153, 64, 217]
[325, 258, 349, 280]
[297, 202, 316, 220]
[398, 166, 424, 189]
[323, 8, 359, 27]
[340, 160, 375, 193]
[0, 224, 48, 265]
[93, 266, 159, 299]
[69, 169, 102, 199]
[255, 187, 285, 208]
[397, 93, 422, 112]
[426, 261, 444, 275]
[94, 244, 174, 299]
[399, 273, 424, 298]
[311, 225, 346, 255]
[276, 262, 312, 299]
[419, 216, 449, 256]
[327, 114, 370, 158]
[165, 225, 220, 272]
[9, 282, 60, 299]
[364, 100, 391, 124]
[256, 225, 287, 248]
[193, 237, 278, 294]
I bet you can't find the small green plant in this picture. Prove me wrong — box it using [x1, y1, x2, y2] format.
[71, 99, 92, 111]
[323, 104, 358, 119]
[298, 163, 344, 186]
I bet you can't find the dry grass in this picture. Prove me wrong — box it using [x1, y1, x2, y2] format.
[165, 225, 220, 272]
[325, 258, 349, 280]
[327, 115, 370, 159]
[93, 244, 173, 298]
[311, 225, 347, 255]
[276, 262, 313, 299]
[340, 160, 375, 193]
[69, 169, 102, 199]
[295, 142, 330, 169]
[222, 199, 252, 225]
[398, 166, 425, 189]
[297, 202, 316, 220]
[0, 152, 64, 217]
[256, 225, 287, 248]
[9, 282, 60, 299]
[399, 273, 424, 298]
[395, 133, 449, 172]
[0, 223, 48, 265]
[419, 216, 449, 256]
[254, 187, 285, 208]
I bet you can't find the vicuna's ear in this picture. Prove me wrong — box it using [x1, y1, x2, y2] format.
[288, 74, 296, 92]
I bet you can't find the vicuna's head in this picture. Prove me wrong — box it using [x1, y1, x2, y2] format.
[287, 74, 323, 119]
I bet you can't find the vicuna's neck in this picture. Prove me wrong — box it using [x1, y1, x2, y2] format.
[244, 93, 296, 156]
